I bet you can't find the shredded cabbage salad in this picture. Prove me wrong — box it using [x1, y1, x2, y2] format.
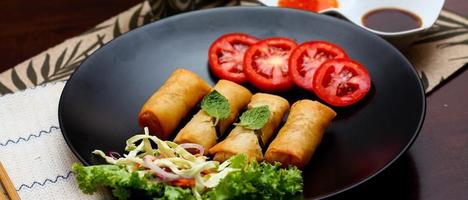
[91, 127, 237, 199]
[72, 127, 303, 200]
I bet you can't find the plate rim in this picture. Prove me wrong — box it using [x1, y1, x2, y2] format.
[58, 6, 427, 199]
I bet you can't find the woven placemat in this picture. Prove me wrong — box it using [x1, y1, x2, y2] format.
[0, 0, 467, 95]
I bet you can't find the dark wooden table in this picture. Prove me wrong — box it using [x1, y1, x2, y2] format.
[1, 0, 466, 199]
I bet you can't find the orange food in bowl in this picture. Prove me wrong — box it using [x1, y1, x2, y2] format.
[279, 0, 338, 12]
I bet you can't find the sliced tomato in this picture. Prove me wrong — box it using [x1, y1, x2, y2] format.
[243, 37, 297, 92]
[208, 33, 259, 83]
[289, 41, 348, 91]
[313, 58, 371, 107]
[170, 178, 195, 188]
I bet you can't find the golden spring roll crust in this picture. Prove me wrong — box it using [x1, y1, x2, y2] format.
[173, 111, 216, 149]
[209, 93, 290, 162]
[138, 69, 211, 139]
[209, 126, 262, 162]
[174, 80, 252, 150]
[248, 93, 290, 145]
[264, 100, 336, 169]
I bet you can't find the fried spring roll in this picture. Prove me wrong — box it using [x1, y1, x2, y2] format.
[209, 93, 290, 162]
[174, 80, 252, 150]
[265, 100, 336, 169]
[138, 69, 211, 139]
[210, 126, 262, 162]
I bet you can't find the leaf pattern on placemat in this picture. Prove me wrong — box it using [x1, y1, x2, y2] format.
[129, 4, 144, 30]
[11, 68, 27, 91]
[450, 56, 468, 61]
[79, 24, 112, 36]
[0, 35, 107, 94]
[438, 38, 468, 48]
[143, 10, 154, 25]
[413, 11, 468, 47]
[147, 0, 164, 21]
[0, 81, 12, 94]
[42, 34, 106, 84]
[26, 61, 37, 85]
[194, 0, 240, 9]
[53, 49, 67, 75]
[113, 18, 122, 38]
[146, 0, 239, 20]
[420, 72, 429, 91]
[40, 54, 51, 83]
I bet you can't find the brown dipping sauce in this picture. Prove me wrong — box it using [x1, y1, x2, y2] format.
[362, 8, 422, 32]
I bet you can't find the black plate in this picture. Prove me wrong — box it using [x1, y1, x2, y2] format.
[59, 7, 425, 199]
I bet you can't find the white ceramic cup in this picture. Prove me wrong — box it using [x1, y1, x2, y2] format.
[259, 0, 445, 43]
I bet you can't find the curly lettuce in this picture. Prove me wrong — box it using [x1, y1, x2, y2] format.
[204, 154, 303, 200]
[72, 164, 194, 200]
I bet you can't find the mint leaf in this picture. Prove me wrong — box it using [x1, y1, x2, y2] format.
[236, 106, 271, 130]
[201, 90, 231, 124]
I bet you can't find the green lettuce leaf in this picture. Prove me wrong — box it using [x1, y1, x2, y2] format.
[72, 163, 193, 200]
[157, 186, 195, 200]
[203, 154, 303, 200]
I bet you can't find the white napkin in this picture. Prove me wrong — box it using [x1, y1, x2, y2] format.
[0, 82, 107, 200]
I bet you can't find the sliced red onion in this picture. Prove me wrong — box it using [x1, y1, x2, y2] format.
[146, 155, 157, 161]
[143, 155, 180, 181]
[179, 143, 205, 155]
[108, 151, 121, 160]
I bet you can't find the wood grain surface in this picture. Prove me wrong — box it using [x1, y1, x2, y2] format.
[0, 162, 20, 200]
[0, 0, 466, 199]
